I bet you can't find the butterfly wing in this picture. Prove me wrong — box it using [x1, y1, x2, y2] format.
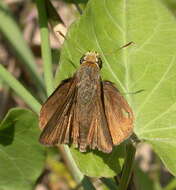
[39, 78, 73, 129]
[85, 92, 113, 153]
[39, 77, 77, 145]
[102, 81, 134, 145]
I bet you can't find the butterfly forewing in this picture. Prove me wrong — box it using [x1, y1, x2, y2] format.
[39, 78, 74, 129]
[102, 81, 134, 145]
[39, 78, 77, 145]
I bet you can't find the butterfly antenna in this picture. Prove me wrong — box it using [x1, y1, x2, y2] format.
[67, 59, 77, 69]
[103, 41, 135, 55]
[58, 31, 67, 40]
[119, 41, 134, 49]
[58, 31, 85, 54]
[122, 89, 145, 95]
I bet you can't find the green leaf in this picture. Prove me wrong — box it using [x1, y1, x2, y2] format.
[130, 1, 176, 177]
[55, 0, 176, 177]
[71, 145, 125, 177]
[129, 0, 176, 177]
[0, 108, 45, 190]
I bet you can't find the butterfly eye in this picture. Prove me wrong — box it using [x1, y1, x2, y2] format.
[80, 55, 85, 64]
[97, 57, 102, 69]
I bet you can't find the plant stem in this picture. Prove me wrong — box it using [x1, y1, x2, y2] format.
[0, 65, 41, 113]
[81, 176, 96, 190]
[101, 177, 118, 190]
[45, 0, 65, 27]
[36, 0, 54, 96]
[119, 144, 136, 190]
[59, 145, 84, 182]
[59, 146, 96, 190]
[0, 1, 45, 95]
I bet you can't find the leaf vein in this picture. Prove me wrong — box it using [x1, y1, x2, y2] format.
[136, 56, 176, 117]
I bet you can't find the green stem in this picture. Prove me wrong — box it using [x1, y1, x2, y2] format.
[45, 0, 65, 27]
[59, 146, 96, 190]
[36, 0, 54, 96]
[101, 177, 118, 190]
[60, 145, 84, 182]
[0, 1, 45, 95]
[0, 65, 41, 113]
[119, 144, 136, 190]
[81, 176, 96, 190]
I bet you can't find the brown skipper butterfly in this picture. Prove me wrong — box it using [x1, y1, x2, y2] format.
[39, 51, 134, 153]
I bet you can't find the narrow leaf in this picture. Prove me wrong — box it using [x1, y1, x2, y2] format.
[0, 2, 45, 93]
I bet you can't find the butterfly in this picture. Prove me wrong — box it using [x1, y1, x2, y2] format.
[39, 51, 134, 153]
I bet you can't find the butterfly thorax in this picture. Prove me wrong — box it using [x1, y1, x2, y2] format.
[76, 61, 101, 105]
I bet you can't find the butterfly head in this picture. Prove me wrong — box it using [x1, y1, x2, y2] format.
[80, 51, 102, 69]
